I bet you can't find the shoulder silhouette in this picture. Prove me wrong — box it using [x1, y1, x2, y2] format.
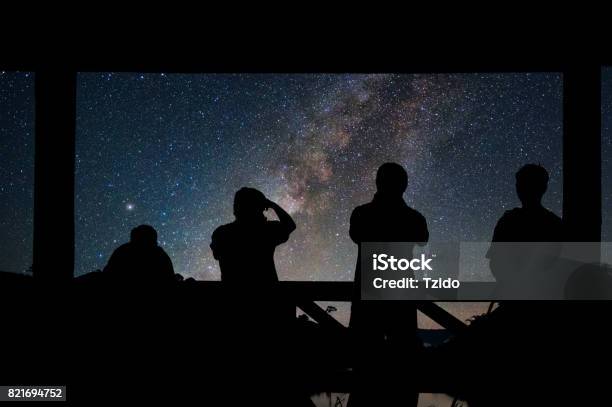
[103, 224, 176, 284]
[210, 187, 296, 283]
[350, 163, 429, 275]
[350, 162, 428, 245]
[487, 164, 564, 297]
[489, 164, 563, 243]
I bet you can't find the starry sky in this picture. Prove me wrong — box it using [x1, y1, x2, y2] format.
[0, 71, 34, 274]
[73, 73, 564, 281]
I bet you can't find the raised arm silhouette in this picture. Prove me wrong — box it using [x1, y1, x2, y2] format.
[103, 224, 176, 284]
[210, 187, 296, 283]
[348, 162, 428, 407]
[208, 187, 301, 405]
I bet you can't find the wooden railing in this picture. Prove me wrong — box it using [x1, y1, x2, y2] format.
[193, 281, 468, 333]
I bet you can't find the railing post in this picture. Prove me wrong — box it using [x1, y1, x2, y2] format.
[563, 64, 602, 244]
[32, 70, 76, 281]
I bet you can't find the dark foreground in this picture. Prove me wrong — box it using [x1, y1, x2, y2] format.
[1, 272, 610, 406]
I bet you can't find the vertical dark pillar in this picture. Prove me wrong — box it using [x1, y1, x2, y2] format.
[32, 70, 76, 281]
[563, 65, 602, 244]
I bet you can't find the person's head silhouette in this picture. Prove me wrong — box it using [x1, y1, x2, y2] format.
[130, 224, 158, 247]
[515, 164, 549, 208]
[234, 187, 268, 221]
[376, 162, 408, 197]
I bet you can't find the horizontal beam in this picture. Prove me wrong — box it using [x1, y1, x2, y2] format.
[190, 281, 467, 331]
[192, 281, 354, 301]
[0, 56, 603, 74]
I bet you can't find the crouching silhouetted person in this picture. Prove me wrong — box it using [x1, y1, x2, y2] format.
[103, 224, 176, 284]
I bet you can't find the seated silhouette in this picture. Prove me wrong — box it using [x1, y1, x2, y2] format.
[348, 162, 428, 407]
[210, 187, 296, 283]
[103, 224, 176, 284]
[487, 164, 564, 298]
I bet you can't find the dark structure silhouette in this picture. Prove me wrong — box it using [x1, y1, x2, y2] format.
[486, 164, 564, 297]
[1, 65, 608, 405]
[348, 162, 429, 407]
[103, 224, 176, 283]
[211, 187, 296, 283]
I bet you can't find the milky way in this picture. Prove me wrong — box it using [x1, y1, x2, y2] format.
[73, 73, 564, 281]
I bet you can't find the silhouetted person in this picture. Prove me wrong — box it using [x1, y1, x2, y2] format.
[210, 188, 300, 405]
[103, 224, 175, 284]
[487, 164, 563, 298]
[211, 187, 296, 283]
[348, 162, 428, 407]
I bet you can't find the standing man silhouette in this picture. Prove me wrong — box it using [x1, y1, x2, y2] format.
[487, 164, 563, 298]
[348, 162, 428, 407]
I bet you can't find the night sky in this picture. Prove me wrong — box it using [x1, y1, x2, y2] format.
[0, 71, 34, 274]
[9, 70, 612, 328]
[74, 73, 564, 281]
